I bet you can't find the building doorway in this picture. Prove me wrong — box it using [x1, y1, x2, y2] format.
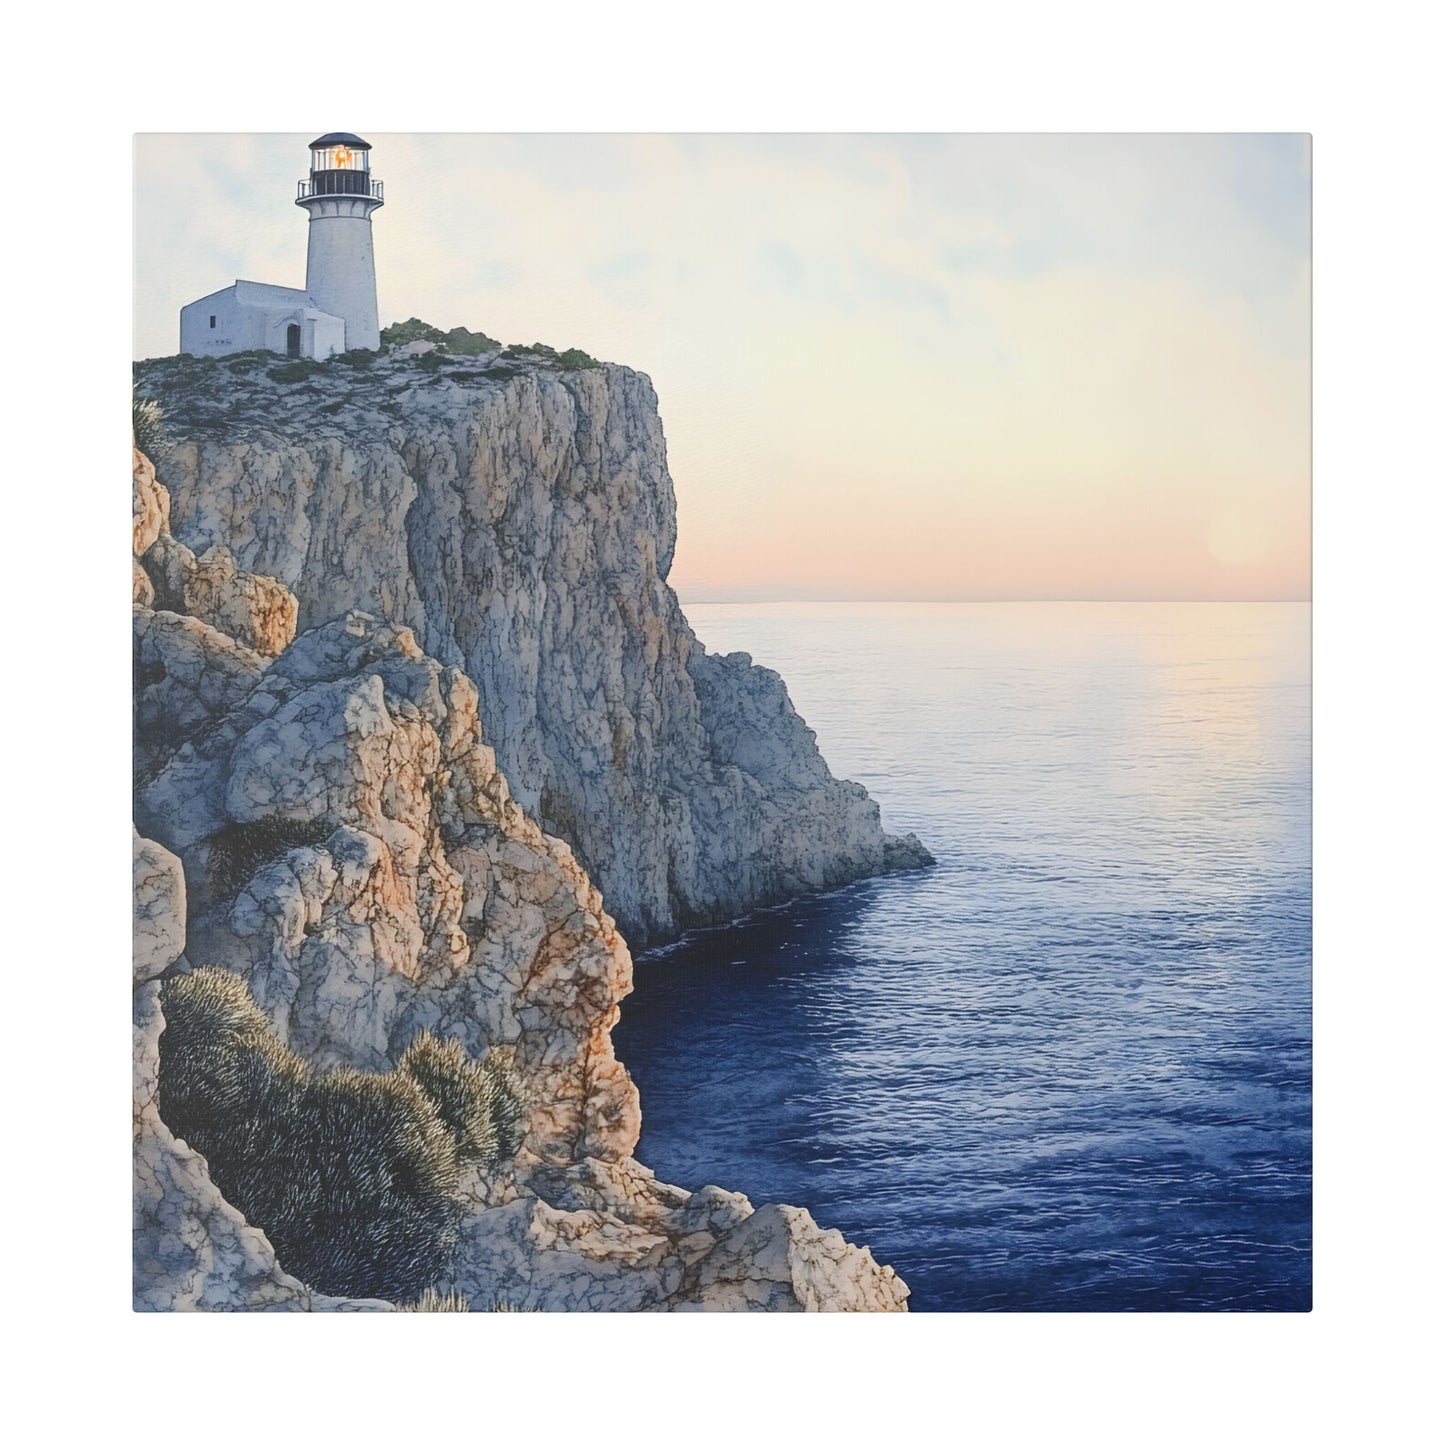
[286, 324, 301, 359]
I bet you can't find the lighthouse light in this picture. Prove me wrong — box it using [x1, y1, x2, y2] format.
[334, 146, 351, 168]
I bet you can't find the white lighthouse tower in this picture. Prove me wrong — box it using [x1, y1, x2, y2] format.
[179, 131, 385, 359]
[295, 132, 385, 351]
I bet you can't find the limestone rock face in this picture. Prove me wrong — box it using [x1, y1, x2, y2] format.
[133, 830, 186, 986]
[136, 353, 931, 946]
[144, 535, 298, 657]
[133, 445, 169, 557]
[686, 1203, 910, 1312]
[129, 348, 925, 1311]
[137, 609, 640, 1169]
[447, 1165, 909, 1313]
[133, 444, 298, 657]
[133, 605, 268, 784]
[132, 601, 908, 1311]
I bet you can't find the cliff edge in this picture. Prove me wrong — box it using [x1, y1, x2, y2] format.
[132, 445, 909, 1310]
[135, 348, 931, 946]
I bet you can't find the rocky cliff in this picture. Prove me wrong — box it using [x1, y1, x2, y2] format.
[132, 447, 909, 1311]
[134, 348, 930, 946]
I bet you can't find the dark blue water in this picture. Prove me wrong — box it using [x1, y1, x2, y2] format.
[613, 602, 1311, 1310]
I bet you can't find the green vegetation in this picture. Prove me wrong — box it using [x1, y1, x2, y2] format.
[208, 817, 335, 897]
[158, 968, 526, 1303]
[375, 322, 596, 369]
[395, 1032, 525, 1170]
[443, 325, 500, 355]
[380, 317, 446, 347]
[267, 360, 326, 384]
[398, 1288, 471, 1312]
[395, 1290, 537, 1312]
[556, 348, 601, 371]
[503, 342, 557, 360]
[133, 389, 167, 458]
[329, 348, 378, 369]
[381, 318, 501, 355]
[502, 341, 601, 370]
[222, 351, 273, 372]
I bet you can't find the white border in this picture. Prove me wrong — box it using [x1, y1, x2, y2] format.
[8, 1, 1441, 1438]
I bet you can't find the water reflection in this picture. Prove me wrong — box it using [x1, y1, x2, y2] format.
[614, 603, 1310, 1310]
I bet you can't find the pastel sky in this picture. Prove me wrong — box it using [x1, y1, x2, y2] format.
[134, 133, 1310, 601]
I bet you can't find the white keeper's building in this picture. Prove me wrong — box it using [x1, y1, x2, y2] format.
[179, 132, 385, 360]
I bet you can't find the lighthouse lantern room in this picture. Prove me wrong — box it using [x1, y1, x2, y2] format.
[299, 135, 381, 197]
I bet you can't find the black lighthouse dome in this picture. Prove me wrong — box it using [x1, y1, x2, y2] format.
[309, 132, 372, 152]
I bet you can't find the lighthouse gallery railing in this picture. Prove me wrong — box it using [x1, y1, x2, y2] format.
[297, 174, 384, 201]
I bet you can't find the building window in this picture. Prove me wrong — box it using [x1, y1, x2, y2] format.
[210, 315, 216, 328]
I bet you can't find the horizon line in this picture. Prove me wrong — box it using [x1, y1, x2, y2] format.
[674, 595, 1312, 606]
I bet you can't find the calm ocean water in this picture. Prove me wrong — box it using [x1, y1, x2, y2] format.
[612, 602, 1311, 1311]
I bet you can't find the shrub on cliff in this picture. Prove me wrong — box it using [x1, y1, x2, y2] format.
[380, 320, 500, 355]
[443, 325, 500, 355]
[556, 348, 601, 371]
[503, 341, 557, 360]
[208, 817, 336, 897]
[158, 968, 525, 1302]
[499, 342, 599, 370]
[397, 1288, 471, 1312]
[381, 317, 446, 347]
[133, 389, 167, 458]
[396, 1032, 525, 1169]
[267, 360, 326, 384]
[395, 1289, 536, 1312]
[222, 351, 273, 371]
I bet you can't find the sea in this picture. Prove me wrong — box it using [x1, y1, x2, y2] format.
[611, 601, 1311, 1311]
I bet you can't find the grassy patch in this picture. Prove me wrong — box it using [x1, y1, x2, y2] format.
[442, 325, 500, 355]
[158, 969, 526, 1303]
[267, 360, 327, 384]
[381, 317, 446, 347]
[223, 351, 274, 372]
[397, 1288, 471, 1312]
[133, 389, 167, 458]
[499, 342, 601, 370]
[503, 342, 558, 360]
[381, 319, 500, 355]
[209, 817, 335, 896]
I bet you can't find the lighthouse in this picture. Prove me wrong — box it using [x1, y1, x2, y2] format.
[179, 132, 386, 359]
[296, 133, 385, 352]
